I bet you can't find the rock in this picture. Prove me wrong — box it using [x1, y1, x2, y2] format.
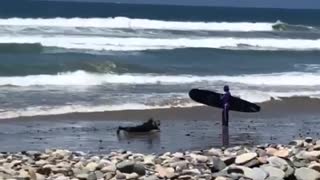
[182, 169, 201, 175]
[37, 167, 52, 176]
[232, 166, 267, 180]
[116, 161, 145, 175]
[35, 173, 46, 180]
[267, 156, 288, 170]
[125, 172, 139, 179]
[190, 154, 208, 163]
[143, 175, 159, 180]
[313, 145, 320, 151]
[210, 157, 226, 173]
[221, 156, 235, 166]
[172, 152, 184, 159]
[95, 171, 104, 179]
[105, 172, 115, 180]
[52, 149, 71, 159]
[235, 153, 257, 165]
[243, 159, 261, 168]
[85, 162, 99, 172]
[295, 167, 320, 180]
[116, 173, 126, 180]
[296, 151, 320, 160]
[155, 165, 175, 179]
[35, 160, 48, 166]
[169, 161, 188, 169]
[206, 148, 223, 156]
[261, 165, 285, 179]
[88, 172, 97, 180]
[143, 155, 155, 165]
[76, 173, 89, 180]
[273, 149, 290, 158]
[305, 137, 313, 143]
[289, 140, 304, 147]
[309, 163, 320, 172]
[101, 164, 116, 173]
[266, 147, 277, 155]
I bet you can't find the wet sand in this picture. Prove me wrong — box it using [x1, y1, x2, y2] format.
[0, 97, 320, 154]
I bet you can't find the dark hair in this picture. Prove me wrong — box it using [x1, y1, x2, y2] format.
[223, 85, 230, 92]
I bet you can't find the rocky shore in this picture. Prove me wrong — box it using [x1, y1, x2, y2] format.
[1, 138, 320, 180]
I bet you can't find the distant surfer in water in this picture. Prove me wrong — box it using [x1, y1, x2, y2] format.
[221, 85, 231, 126]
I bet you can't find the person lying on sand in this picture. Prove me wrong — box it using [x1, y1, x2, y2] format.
[117, 118, 160, 134]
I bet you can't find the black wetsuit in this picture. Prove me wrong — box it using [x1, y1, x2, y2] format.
[117, 120, 159, 133]
[221, 91, 231, 126]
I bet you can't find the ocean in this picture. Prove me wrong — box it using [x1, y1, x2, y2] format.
[0, 0, 320, 119]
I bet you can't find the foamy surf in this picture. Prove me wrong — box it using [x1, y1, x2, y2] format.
[1, 70, 320, 86]
[0, 17, 275, 32]
[1, 36, 320, 51]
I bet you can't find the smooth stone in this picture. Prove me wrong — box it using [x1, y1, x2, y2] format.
[313, 145, 320, 151]
[35, 160, 48, 166]
[207, 148, 223, 156]
[242, 159, 261, 168]
[267, 156, 288, 170]
[143, 175, 159, 180]
[233, 166, 267, 180]
[36, 173, 46, 180]
[210, 157, 226, 173]
[125, 172, 139, 179]
[261, 165, 285, 179]
[101, 164, 116, 173]
[143, 155, 155, 165]
[266, 147, 277, 156]
[295, 167, 320, 180]
[172, 152, 184, 159]
[309, 163, 320, 172]
[190, 154, 208, 163]
[52, 150, 71, 159]
[116, 173, 126, 180]
[36, 167, 52, 176]
[182, 169, 201, 175]
[76, 173, 89, 180]
[305, 137, 313, 143]
[273, 149, 289, 158]
[296, 151, 320, 160]
[235, 153, 257, 165]
[316, 140, 320, 145]
[116, 161, 145, 175]
[221, 156, 235, 166]
[86, 162, 99, 172]
[105, 172, 115, 180]
[289, 140, 304, 147]
[155, 165, 175, 179]
[88, 172, 97, 180]
[95, 171, 104, 179]
[169, 161, 188, 169]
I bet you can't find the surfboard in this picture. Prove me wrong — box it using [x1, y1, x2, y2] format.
[189, 89, 260, 113]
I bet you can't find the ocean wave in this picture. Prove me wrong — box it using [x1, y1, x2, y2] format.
[0, 17, 276, 32]
[1, 70, 320, 86]
[0, 43, 43, 53]
[1, 36, 320, 51]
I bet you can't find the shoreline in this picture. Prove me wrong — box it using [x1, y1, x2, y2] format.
[0, 137, 319, 179]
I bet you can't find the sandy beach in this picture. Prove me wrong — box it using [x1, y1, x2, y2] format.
[0, 97, 319, 154]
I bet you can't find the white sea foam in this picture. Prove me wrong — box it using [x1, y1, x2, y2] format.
[0, 17, 274, 32]
[1, 71, 320, 86]
[0, 36, 320, 51]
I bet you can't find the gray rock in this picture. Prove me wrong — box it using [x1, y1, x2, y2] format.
[76, 173, 89, 180]
[116, 161, 145, 175]
[143, 175, 159, 180]
[235, 153, 257, 165]
[267, 156, 288, 170]
[101, 164, 116, 173]
[305, 137, 313, 143]
[243, 159, 261, 168]
[88, 172, 97, 180]
[95, 171, 104, 179]
[296, 151, 320, 160]
[295, 167, 320, 180]
[261, 165, 285, 179]
[289, 140, 304, 147]
[210, 157, 226, 172]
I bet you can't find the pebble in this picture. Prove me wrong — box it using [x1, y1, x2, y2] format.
[235, 152, 257, 165]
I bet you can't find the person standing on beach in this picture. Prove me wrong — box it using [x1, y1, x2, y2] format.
[221, 85, 231, 146]
[221, 85, 231, 126]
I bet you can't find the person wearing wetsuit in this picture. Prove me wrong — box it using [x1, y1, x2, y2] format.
[221, 85, 231, 127]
